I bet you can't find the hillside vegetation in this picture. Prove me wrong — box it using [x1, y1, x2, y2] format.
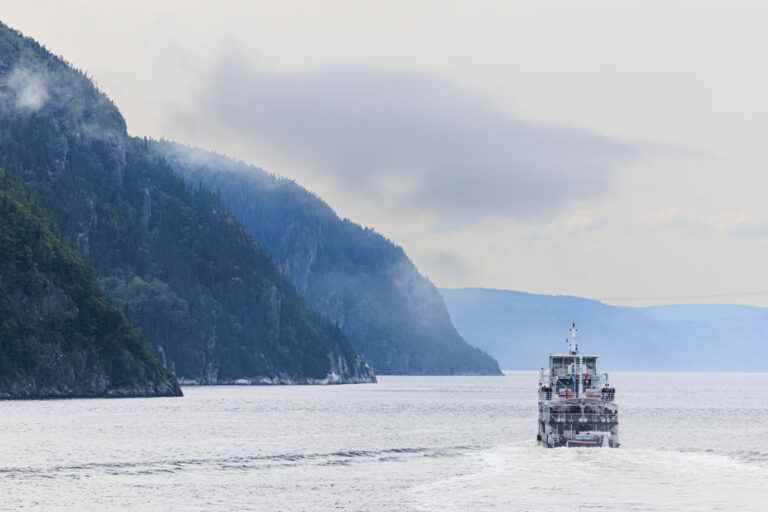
[0, 21, 374, 384]
[158, 142, 501, 375]
[0, 170, 182, 398]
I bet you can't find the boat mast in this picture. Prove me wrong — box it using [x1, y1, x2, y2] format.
[568, 323, 578, 355]
[568, 323, 582, 397]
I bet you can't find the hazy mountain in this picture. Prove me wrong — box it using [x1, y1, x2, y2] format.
[0, 170, 181, 398]
[157, 142, 501, 375]
[0, 21, 374, 385]
[441, 287, 768, 371]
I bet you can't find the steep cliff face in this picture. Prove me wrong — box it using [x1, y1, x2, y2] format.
[0, 171, 181, 398]
[158, 143, 502, 375]
[0, 21, 374, 384]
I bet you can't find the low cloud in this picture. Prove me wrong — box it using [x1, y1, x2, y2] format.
[419, 250, 470, 284]
[1, 65, 49, 113]
[0, 59, 124, 144]
[178, 51, 639, 227]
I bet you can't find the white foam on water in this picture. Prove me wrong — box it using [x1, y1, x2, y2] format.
[410, 442, 768, 512]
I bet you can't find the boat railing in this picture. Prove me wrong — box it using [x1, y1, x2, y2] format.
[550, 413, 618, 423]
[539, 388, 616, 402]
[539, 372, 615, 402]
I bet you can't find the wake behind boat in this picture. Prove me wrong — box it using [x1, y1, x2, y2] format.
[537, 324, 619, 448]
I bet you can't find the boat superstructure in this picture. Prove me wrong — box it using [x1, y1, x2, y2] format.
[537, 324, 619, 448]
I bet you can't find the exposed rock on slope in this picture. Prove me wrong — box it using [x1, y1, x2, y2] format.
[0, 21, 374, 385]
[0, 171, 182, 398]
[158, 142, 502, 375]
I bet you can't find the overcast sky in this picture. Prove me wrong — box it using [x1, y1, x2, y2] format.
[6, 1, 768, 305]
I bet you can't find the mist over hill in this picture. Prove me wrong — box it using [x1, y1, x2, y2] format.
[441, 287, 768, 371]
[157, 141, 501, 375]
[0, 20, 374, 385]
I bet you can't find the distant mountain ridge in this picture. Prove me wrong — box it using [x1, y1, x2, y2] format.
[441, 287, 768, 371]
[158, 141, 501, 375]
[0, 20, 374, 385]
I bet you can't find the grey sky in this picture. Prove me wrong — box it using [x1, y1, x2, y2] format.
[198, 54, 636, 224]
[5, 1, 768, 305]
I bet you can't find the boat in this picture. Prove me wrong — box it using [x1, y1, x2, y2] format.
[537, 323, 619, 448]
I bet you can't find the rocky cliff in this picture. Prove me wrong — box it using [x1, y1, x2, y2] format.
[158, 142, 502, 375]
[0, 170, 182, 398]
[0, 21, 374, 385]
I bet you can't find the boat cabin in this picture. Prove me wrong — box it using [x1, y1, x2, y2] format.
[550, 354, 598, 377]
[544, 354, 601, 396]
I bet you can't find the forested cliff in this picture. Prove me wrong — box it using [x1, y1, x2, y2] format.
[158, 143, 501, 375]
[0, 170, 182, 398]
[0, 21, 374, 385]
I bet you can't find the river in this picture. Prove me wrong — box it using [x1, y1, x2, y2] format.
[2, 373, 767, 511]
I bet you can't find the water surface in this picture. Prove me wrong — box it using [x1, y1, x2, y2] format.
[2, 373, 766, 511]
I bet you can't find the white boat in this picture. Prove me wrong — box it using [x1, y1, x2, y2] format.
[537, 324, 619, 448]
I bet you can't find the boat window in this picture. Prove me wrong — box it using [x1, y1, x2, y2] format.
[551, 356, 577, 375]
[556, 377, 573, 392]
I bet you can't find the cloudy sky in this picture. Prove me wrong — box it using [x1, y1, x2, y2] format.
[6, 1, 768, 305]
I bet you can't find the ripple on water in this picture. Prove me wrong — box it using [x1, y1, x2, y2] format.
[3, 373, 768, 511]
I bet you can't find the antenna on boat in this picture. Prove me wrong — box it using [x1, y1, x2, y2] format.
[568, 323, 578, 354]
